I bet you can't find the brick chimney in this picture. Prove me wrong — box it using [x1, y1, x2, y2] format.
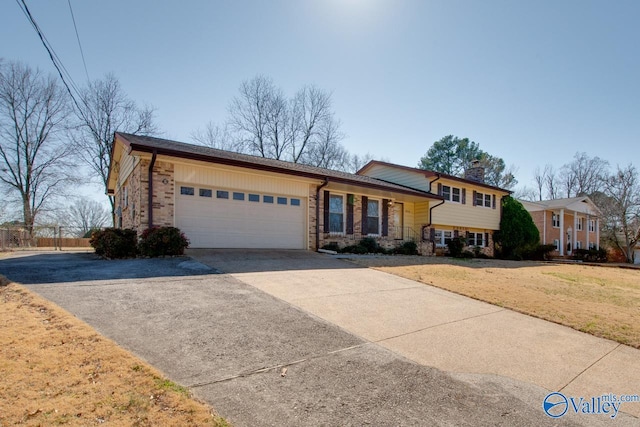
[464, 160, 485, 183]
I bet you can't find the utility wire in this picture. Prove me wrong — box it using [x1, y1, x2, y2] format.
[15, 0, 90, 121]
[67, 0, 90, 83]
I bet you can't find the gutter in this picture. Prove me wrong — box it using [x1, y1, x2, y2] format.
[148, 150, 157, 229]
[315, 178, 329, 251]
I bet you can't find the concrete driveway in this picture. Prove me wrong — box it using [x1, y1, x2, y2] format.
[1, 250, 637, 426]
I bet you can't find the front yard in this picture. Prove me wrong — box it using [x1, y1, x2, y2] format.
[346, 256, 640, 348]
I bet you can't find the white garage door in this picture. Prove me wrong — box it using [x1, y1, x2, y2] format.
[175, 184, 307, 249]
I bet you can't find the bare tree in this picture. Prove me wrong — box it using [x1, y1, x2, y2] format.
[72, 73, 158, 220]
[191, 121, 240, 151]
[532, 166, 546, 201]
[544, 164, 560, 200]
[348, 152, 375, 173]
[68, 198, 110, 237]
[0, 62, 73, 238]
[601, 164, 640, 263]
[561, 152, 610, 198]
[227, 75, 347, 167]
[513, 186, 538, 202]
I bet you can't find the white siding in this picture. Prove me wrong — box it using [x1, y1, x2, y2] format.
[117, 150, 139, 187]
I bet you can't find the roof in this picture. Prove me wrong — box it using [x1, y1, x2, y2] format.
[357, 160, 512, 193]
[520, 196, 602, 216]
[112, 133, 442, 200]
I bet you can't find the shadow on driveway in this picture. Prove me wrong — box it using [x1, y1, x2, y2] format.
[0, 251, 217, 285]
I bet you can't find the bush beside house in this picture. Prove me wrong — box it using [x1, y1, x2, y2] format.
[90, 227, 189, 259]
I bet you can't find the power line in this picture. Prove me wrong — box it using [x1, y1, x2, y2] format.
[67, 0, 90, 83]
[15, 0, 89, 120]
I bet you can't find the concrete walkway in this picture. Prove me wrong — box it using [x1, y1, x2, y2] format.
[189, 249, 640, 420]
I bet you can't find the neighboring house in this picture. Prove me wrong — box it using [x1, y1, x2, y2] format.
[520, 197, 602, 256]
[357, 160, 511, 256]
[106, 133, 443, 253]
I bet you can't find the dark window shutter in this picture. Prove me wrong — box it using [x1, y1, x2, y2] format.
[437, 183, 443, 196]
[361, 196, 368, 235]
[453, 230, 459, 238]
[492, 194, 496, 209]
[462, 188, 466, 204]
[323, 190, 330, 233]
[485, 232, 489, 247]
[382, 199, 389, 237]
[473, 190, 477, 206]
[429, 227, 436, 241]
[347, 193, 354, 234]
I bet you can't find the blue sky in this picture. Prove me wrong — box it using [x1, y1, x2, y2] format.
[2, 0, 639, 194]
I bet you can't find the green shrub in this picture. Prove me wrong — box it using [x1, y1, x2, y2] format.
[461, 250, 475, 259]
[524, 244, 557, 261]
[394, 241, 418, 255]
[494, 196, 540, 260]
[321, 242, 340, 252]
[573, 248, 608, 263]
[340, 244, 368, 254]
[90, 228, 138, 259]
[359, 237, 381, 253]
[447, 236, 466, 258]
[138, 226, 189, 257]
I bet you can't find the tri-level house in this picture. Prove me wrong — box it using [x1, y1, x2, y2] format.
[520, 197, 601, 256]
[357, 160, 512, 256]
[107, 133, 511, 255]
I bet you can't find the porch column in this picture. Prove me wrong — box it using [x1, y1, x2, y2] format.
[586, 214, 590, 249]
[559, 209, 565, 256]
[573, 212, 578, 252]
[542, 211, 546, 245]
[596, 218, 600, 250]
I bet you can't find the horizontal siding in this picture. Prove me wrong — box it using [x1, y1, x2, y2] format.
[414, 202, 430, 227]
[362, 164, 431, 192]
[403, 202, 416, 234]
[432, 202, 500, 230]
[118, 151, 138, 187]
[174, 163, 310, 197]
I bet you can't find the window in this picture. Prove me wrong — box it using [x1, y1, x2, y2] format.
[290, 198, 301, 206]
[249, 194, 260, 202]
[233, 192, 245, 201]
[216, 190, 229, 199]
[576, 241, 582, 249]
[180, 186, 194, 196]
[263, 195, 274, 203]
[577, 217, 584, 231]
[589, 242, 596, 249]
[434, 230, 453, 247]
[589, 219, 596, 232]
[199, 188, 212, 198]
[475, 192, 491, 208]
[552, 213, 560, 228]
[468, 232, 485, 247]
[367, 199, 380, 235]
[277, 197, 287, 205]
[329, 194, 344, 233]
[441, 185, 461, 203]
[554, 239, 560, 251]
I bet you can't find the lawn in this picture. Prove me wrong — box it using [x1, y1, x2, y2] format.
[0, 277, 230, 426]
[346, 256, 640, 348]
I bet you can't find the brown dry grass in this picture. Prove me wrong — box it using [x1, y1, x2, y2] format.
[346, 256, 640, 348]
[0, 278, 230, 426]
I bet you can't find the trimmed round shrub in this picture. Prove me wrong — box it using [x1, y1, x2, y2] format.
[138, 226, 189, 257]
[394, 241, 418, 255]
[447, 236, 466, 258]
[90, 228, 138, 259]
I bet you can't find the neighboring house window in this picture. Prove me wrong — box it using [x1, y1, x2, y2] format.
[199, 189, 212, 198]
[367, 199, 380, 235]
[589, 242, 596, 249]
[577, 217, 584, 231]
[552, 213, 560, 228]
[589, 219, 596, 232]
[441, 185, 461, 203]
[468, 232, 485, 247]
[475, 192, 491, 208]
[180, 186, 194, 196]
[434, 230, 453, 247]
[554, 239, 560, 251]
[329, 194, 344, 233]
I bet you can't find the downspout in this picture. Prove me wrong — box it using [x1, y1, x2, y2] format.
[315, 178, 329, 251]
[422, 173, 445, 240]
[148, 150, 157, 229]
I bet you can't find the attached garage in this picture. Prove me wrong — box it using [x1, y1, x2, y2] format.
[175, 183, 307, 249]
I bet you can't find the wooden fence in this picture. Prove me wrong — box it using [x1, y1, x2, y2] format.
[36, 238, 91, 248]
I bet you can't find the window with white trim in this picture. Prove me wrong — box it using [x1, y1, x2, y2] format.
[554, 239, 560, 251]
[367, 199, 380, 235]
[575, 241, 582, 249]
[468, 232, 485, 247]
[577, 217, 584, 231]
[434, 230, 453, 247]
[552, 213, 560, 228]
[329, 194, 344, 234]
[589, 219, 596, 232]
[475, 192, 491, 207]
[442, 185, 462, 203]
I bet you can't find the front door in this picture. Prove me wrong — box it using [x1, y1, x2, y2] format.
[394, 203, 404, 240]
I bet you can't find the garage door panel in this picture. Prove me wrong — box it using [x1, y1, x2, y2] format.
[176, 185, 306, 249]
